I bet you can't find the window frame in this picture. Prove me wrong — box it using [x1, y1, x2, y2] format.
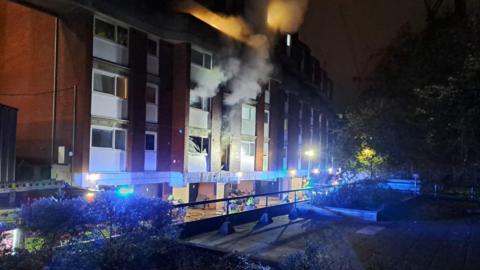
[190, 47, 213, 70]
[90, 126, 127, 151]
[94, 17, 129, 47]
[146, 83, 159, 105]
[145, 132, 157, 152]
[92, 69, 128, 100]
[188, 136, 210, 155]
[147, 38, 159, 57]
[241, 141, 256, 157]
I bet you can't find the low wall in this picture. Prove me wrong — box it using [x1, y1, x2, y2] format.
[179, 202, 299, 238]
[324, 206, 378, 222]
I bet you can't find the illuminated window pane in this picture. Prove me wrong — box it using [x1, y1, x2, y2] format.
[114, 130, 126, 150]
[95, 19, 115, 41]
[116, 77, 128, 99]
[93, 73, 115, 95]
[117, 26, 128, 46]
[92, 128, 113, 148]
[242, 105, 251, 120]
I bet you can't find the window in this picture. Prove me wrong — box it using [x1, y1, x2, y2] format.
[94, 19, 115, 41]
[91, 127, 126, 150]
[147, 39, 158, 56]
[189, 94, 210, 111]
[145, 133, 156, 151]
[242, 105, 255, 120]
[146, 84, 158, 104]
[114, 130, 126, 150]
[116, 77, 128, 99]
[264, 110, 270, 124]
[241, 142, 256, 157]
[94, 18, 129, 47]
[93, 70, 128, 99]
[188, 136, 209, 154]
[191, 48, 212, 69]
[92, 128, 113, 148]
[93, 73, 115, 95]
[286, 34, 292, 47]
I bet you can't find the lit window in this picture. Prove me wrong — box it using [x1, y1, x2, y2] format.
[114, 130, 126, 150]
[145, 133, 156, 151]
[146, 84, 158, 104]
[286, 34, 292, 47]
[242, 105, 255, 120]
[147, 39, 158, 56]
[92, 128, 113, 148]
[116, 77, 128, 99]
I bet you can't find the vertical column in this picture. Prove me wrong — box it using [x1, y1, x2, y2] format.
[127, 29, 147, 172]
[255, 93, 265, 171]
[268, 81, 285, 171]
[157, 41, 174, 171]
[57, 11, 93, 175]
[210, 94, 222, 172]
[170, 43, 190, 172]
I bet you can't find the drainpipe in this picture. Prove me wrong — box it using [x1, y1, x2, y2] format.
[51, 17, 59, 165]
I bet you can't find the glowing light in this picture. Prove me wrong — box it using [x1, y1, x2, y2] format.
[267, 0, 309, 33]
[85, 192, 95, 202]
[332, 180, 339, 186]
[312, 168, 320, 174]
[328, 168, 334, 174]
[116, 186, 134, 197]
[176, 0, 252, 43]
[304, 150, 315, 158]
[87, 174, 100, 182]
[236, 172, 243, 178]
[286, 34, 292, 47]
[289, 169, 297, 176]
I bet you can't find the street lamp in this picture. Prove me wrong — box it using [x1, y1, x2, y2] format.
[304, 149, 316, 180]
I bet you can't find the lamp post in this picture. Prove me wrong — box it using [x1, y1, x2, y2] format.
[304, 149, 315, 180]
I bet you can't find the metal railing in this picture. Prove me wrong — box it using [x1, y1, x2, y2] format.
[169, 185, 347, 223]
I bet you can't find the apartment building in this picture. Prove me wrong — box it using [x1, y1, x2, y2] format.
[0, 0, 336, 202]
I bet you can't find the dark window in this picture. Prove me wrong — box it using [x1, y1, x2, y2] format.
[146, 85, 157, 104]
[93, 73, 115, 95]
[145, 134, 155, 151]
[147, 39, 158, 56]
[264, 111, 270, 124]
[204, 54, 212, 69]
[95, 19, 115, 41]
[92, 129, 113, 148]
[114, 130, 126, 150]
[189, 95, 202, 109]
[191, 49, 204, 67]
[117, 26, 128, 46]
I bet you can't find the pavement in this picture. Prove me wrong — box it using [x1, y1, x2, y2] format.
[188, 197, 480, 270]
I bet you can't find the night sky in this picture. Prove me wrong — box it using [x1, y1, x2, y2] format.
[300, 0, 434, 111]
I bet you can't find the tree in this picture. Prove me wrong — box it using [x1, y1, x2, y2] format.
[339, 11, 480, 187]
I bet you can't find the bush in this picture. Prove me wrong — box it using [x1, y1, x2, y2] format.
[312, 181, 410, 210]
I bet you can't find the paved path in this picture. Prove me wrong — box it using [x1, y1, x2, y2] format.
[188, 198, 480, 269]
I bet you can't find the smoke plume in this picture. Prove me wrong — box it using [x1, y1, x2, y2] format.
[267, 0, 310, 33]
[178, 0, 309, 106]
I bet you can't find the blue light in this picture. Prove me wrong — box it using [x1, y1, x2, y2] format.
[116, 186, 134, 197]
